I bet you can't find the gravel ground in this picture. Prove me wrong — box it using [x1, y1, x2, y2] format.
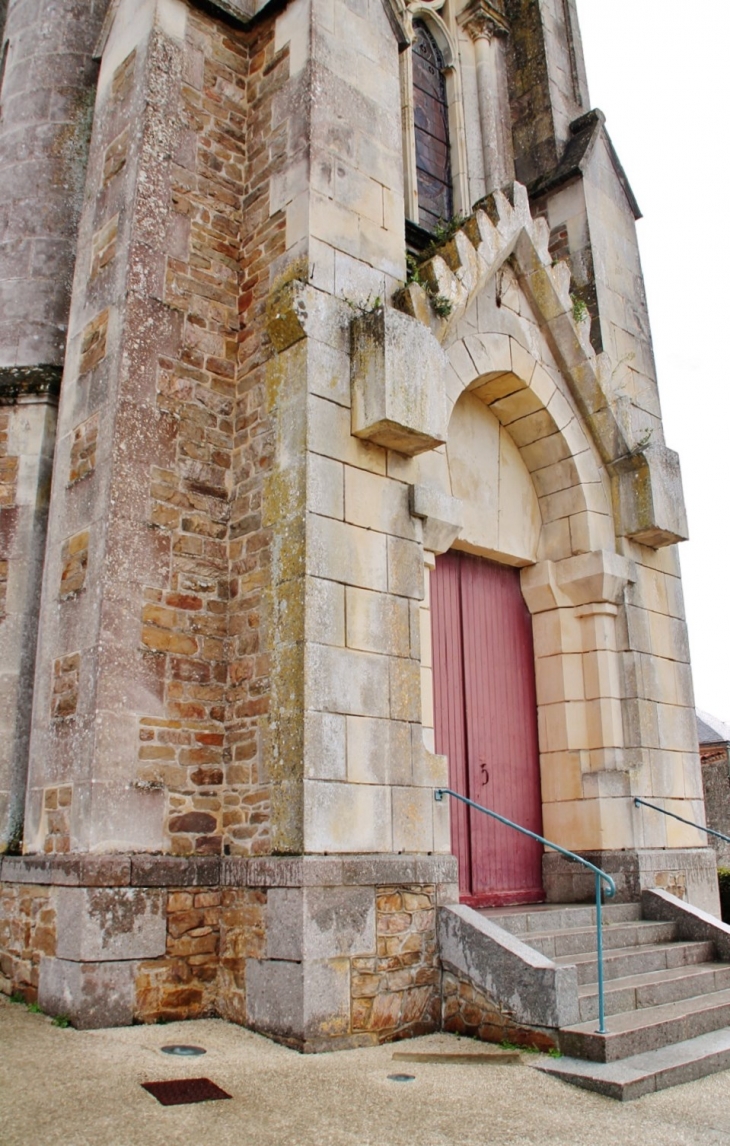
[2, 997, 730, 1145]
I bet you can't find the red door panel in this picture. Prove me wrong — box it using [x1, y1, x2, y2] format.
[431, 551, 544, 906]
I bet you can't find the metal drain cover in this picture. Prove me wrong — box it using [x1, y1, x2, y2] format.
[142, 1078, 231, 1106]
[387, 1073, 415, 1082]
[160, 1045, 207, 1057]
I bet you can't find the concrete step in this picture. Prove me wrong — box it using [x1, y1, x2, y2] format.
[480, 902, 641, 936]
[559, 986, 730, 1062]
[532, 1027, 730, 1100]
[526, 919, 677, 959]
[577, 961, 730, 1021]
[555, 939, 715, 984]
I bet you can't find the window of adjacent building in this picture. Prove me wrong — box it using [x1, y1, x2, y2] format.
[412, 19, 453, 232]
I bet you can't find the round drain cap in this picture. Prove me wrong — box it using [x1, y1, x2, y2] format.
[160, 1045, 207, 1057]
[387, 1073, 415, 1082]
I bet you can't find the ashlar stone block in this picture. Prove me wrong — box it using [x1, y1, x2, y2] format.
[55, 887, 166, 962]
[345, 586, 409, 657]
[266, 888, 304, 961]
[246, 958, 304, 1041]
[305, 644, 389, 717]
[304, 710, 347, 780]
[302, 885, 375, 959]
[346, 715, 412, 785]
[392, 786, 435, 852]
[351, 308, 448, 455]
[38, 957, 136, 1029]
[303, 779, 392, 852]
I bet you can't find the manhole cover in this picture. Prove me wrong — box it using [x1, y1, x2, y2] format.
[142, 1078, 231, 1106]
[160, 1045, 207, 1057]
[387, 1073, 415, 1082]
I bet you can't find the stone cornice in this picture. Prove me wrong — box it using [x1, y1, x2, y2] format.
[0, 365, 61, 406]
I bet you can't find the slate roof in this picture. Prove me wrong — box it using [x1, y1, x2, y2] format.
[697, 709, 730, 746]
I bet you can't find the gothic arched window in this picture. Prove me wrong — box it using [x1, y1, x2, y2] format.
[412, 20, 453, 232]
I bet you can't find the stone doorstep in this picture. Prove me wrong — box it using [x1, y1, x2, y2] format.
[474, 895, 730, 1097]
[559, 986, 730, 1063]
[577, 961, 730, 1021]
[0, 853, 457, 890]
[532, 1028, 730, 1101]
[481, 901, 641, 936]
[525, 919, 677, 959]
[559, 939, 717, 985]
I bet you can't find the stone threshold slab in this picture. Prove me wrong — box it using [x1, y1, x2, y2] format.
[532, 1028, 730, 1100]
[392, 1050, 521, 1064]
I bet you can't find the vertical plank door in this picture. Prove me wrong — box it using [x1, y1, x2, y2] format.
[431, 551, 544, 905]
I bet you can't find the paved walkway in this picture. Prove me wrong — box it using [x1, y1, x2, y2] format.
[3, 997, 730, 1145]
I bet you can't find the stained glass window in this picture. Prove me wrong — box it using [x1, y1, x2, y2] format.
[412, 20, 453, 232]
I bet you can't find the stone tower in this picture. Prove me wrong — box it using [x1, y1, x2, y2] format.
[0, 0, 713, 1047]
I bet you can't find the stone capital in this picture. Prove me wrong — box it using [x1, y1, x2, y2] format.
[458, 0, 509, 42]
[520, 550, 635, 614]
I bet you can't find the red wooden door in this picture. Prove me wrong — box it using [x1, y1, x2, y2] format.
[431, 551, 544, 906]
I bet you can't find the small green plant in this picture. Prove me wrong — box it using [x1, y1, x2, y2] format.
[405, 253, 425, 287]
[547, 1047, 563, 1058]
[405, 253, 454, 319]
[631, 427, 654, 453]
[499, 1039, 540, 1054]
[571, 293, 589, 324]
[430, 294, 453, 319]
[343, 292, 382, 316]
[9, 992, 25, 1005]
[26, 1002, 42, 1014]
[51, 1014, 70, 1028]
[426, 213, 467, 256]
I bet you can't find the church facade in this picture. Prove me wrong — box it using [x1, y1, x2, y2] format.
[0, 0, 716, 1046]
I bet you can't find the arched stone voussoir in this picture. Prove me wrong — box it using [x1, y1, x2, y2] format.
[438, 333, 615, 562]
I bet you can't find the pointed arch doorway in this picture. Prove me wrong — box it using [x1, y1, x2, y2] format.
[431, 550, 544, 906]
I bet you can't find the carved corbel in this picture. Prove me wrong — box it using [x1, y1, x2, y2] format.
[410, 484, 463, 554]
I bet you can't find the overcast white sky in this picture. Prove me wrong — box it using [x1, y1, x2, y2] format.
[575, 2, 730, 721]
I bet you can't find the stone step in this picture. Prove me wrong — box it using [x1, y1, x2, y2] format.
[480, 901, 641, 936]
[531, 1027, 730, 1101]
[556, 939, 715, 985]
[526, 919, 677, 959]
[577, 961, 730, 1021]
[559, 986, 730, 1062]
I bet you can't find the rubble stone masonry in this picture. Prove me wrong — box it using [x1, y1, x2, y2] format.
[22, 0, 291, 859]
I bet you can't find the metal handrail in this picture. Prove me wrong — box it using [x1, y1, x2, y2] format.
[634, 796, 730, 845]
[434, 787, 617, 1034]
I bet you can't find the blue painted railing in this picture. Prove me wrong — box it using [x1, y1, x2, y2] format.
[634, 796, 730, 845]
[434, 787, 617, 1034]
